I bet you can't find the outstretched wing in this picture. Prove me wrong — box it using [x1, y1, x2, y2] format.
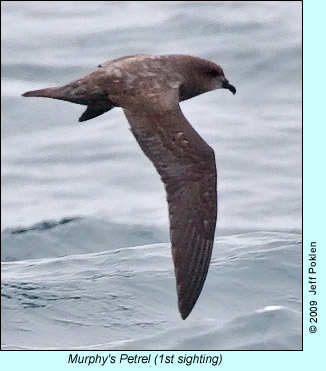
[124, 102, 217, 319]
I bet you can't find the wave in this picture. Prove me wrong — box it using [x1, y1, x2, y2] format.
[1, 217, 302, 350]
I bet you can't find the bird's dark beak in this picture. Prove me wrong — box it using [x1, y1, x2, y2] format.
[222, 80, 236, 95]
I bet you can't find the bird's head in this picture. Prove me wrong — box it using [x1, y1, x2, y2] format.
[201, 63, 236, 95]
[177, 56, 236, 101]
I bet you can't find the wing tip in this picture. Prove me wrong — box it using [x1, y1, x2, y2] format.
[180, 311, 190, 320]
[178, 299, 195, 320]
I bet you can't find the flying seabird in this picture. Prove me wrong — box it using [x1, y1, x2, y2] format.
[22, 54, 236, 319]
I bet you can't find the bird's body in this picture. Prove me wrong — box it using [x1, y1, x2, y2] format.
[22, 54, 236, 319]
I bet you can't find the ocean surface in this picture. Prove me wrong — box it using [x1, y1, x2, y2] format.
[1, 1, 302, 350]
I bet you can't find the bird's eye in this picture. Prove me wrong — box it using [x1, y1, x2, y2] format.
[209, 69, 220, 77]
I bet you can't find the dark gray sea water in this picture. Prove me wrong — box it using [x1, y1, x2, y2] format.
[1, 1, 302, 350]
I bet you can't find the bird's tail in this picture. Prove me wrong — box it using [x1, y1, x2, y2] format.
[22, 85, 88, 105]
[22, 82, 115, 122]
[22, 88, 58, 98]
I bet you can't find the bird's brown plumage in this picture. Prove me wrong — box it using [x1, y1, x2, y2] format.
[22, 54, 235, 319]
[125, 99, 217, 320]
